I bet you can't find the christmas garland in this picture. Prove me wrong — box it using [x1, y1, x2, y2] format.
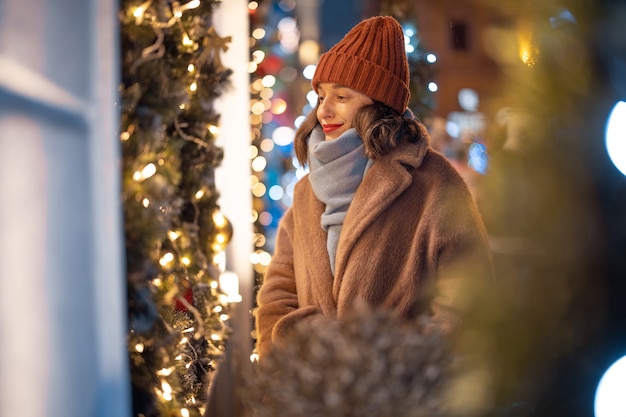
[119, 1, 234, 415]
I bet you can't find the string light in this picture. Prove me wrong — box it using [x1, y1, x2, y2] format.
[161, 381, 173, 401]
[194, 189, 205, 200]
[133, 162, 157, 182]
[159, 252, 175, 266]
[182, 33, 194, 47]
[179, 0, 200, 11]
[207, 123, 220, 135]
[132, 0, 153, 24]
[157, 367, 174, 376]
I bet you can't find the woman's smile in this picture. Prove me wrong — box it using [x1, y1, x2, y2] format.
[322, 124, 343, 134]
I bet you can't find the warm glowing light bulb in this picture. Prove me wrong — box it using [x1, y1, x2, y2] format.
[182, 33, 193, 46]
[251, 156, 267, 172]
[213, 250, 226, 272]
[132, 163, 156, 182]
[132, 0, 152, 24]
[251, 101, 265, 115]
[142, 163, 156, 179]
[180, 0, 200, 10]
[207, 124, 220, 135]
[157, 367, 173, 376]
[219, 270, 241, 302]
[159, 252, 174, 266]
[252, 50, 265, 64]
[190, 81, 197, 92]
[252, 28, 266, 40]
[252, 182, 266, 197]
[213, 210, 226, 226]
[161, 381, 173, 401]
[258, 251, 272, 266]
[262, 75, 276, 88]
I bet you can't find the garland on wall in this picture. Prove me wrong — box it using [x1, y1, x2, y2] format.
[119, 1, 235, 415]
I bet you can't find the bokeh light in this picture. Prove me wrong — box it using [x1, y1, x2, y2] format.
[595, 355, 626, 417]
[605, 101, 626, 177]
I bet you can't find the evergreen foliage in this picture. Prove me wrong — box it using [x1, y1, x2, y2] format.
[119, 1, 234, 415]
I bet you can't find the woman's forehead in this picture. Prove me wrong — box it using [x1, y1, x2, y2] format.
[318, 83, 351, 92]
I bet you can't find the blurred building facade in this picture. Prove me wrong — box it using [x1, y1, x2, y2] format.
[410, 0, 506, 120]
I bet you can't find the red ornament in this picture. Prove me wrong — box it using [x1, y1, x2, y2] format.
[174, 287, 194, 312]
[257, 54, 284, 77]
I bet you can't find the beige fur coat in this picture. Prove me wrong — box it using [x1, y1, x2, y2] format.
[255, 139, 494, 358]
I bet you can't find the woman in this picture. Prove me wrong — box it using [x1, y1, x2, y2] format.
[255, 16, 494, 358]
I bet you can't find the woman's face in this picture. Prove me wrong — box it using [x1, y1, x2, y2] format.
[316, 83, 373, 141]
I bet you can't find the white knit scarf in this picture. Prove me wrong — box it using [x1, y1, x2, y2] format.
[308, 126, 370, 275]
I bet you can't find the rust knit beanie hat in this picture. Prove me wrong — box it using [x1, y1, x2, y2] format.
[312, 16, 410, 115]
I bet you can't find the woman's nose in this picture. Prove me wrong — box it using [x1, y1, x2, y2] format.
[318, 99, 332, 118]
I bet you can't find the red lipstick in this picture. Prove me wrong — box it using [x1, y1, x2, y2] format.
[322, 124, 342, 134]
